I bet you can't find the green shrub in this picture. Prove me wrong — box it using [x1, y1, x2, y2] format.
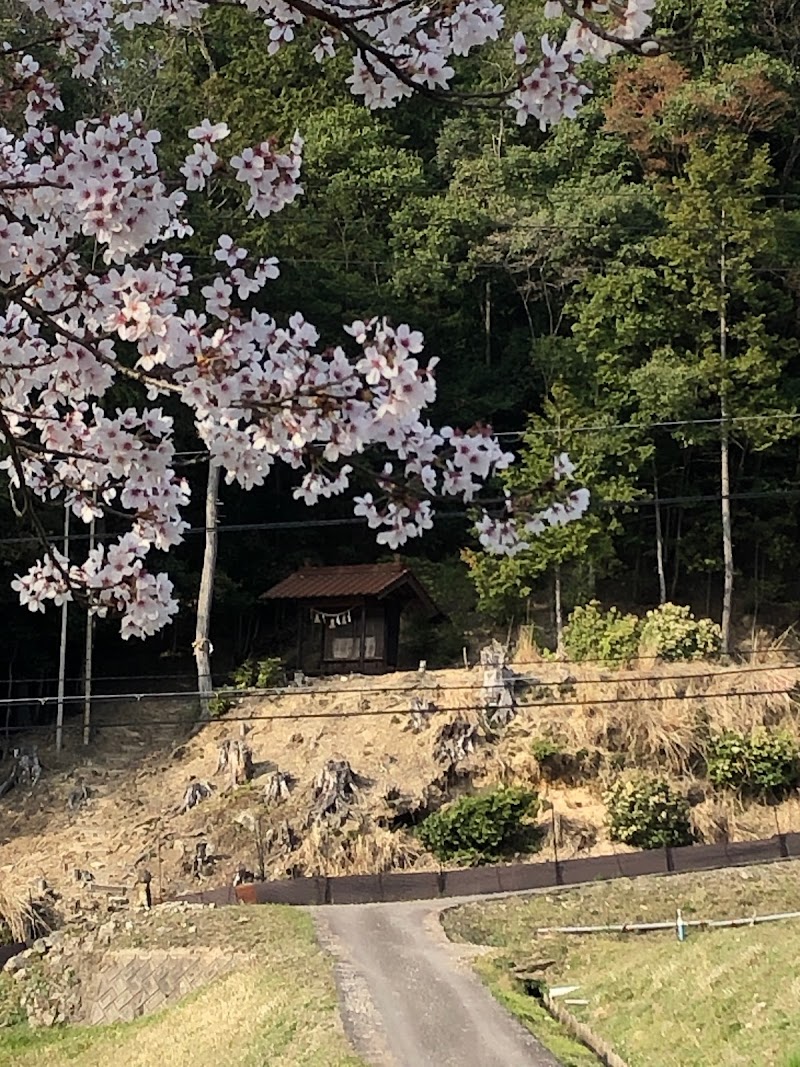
[208, 694, 233, 718]
[605, 776, 694, 850]
[706, 729, 800, 798]
[231, 656, 284, 689]
[418, 786, 540, 863]
[639, 603, 721, 662]
[562, 601, 640, 666]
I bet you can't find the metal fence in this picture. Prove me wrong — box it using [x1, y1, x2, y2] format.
[174, 832, 800, 908]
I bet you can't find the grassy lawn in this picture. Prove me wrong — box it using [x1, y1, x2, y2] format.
[443, 861, 800, 1067]
[0, 907, 363, 1067]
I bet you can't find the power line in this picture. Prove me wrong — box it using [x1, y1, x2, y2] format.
[5, 682, 798, 735]
[8, 653, 794, 687]
[7, 412, 800, 458]
[2, 659, 795, 696]
[1, 660, 796, 706]
[512, 412, 800, 438]
[0, 486, 798, 548]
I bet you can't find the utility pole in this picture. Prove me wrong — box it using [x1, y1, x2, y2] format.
[56, 503, 70, 752]
[719, 209, 733, 657]
[83, 506, 96, 746]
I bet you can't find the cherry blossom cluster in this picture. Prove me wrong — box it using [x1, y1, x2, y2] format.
[12, 533, 179, 638]
[11, 0, 657, 127]
[475, 485, 591, 557]
[545, 1, 657, 61]
[0, 0, 658, 637]
[510, 34, 590, 129]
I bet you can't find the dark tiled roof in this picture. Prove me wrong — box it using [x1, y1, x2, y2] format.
[261, 563, 438, 614]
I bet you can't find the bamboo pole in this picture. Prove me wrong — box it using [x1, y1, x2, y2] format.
[83, 508, 96, 746]
[534, 910, 800, 936]
[55, 504, 70, 753]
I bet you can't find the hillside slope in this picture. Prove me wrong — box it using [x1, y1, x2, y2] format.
[2, 659, 799, 913]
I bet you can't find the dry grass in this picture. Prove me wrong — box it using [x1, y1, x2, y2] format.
[0, 907, 364, 1067]
[525, 660, 800, 779]
[289, 819, 424, 876]
[0, 880, 55, 944]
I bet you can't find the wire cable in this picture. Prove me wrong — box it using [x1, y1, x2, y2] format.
[6, 683, 798, 735]
[2, 659, 797, 703]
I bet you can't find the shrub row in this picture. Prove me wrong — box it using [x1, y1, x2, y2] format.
[418, 727, 800, 861]
[561, 601, 721, 665]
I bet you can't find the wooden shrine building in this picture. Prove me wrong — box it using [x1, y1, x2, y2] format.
[261, 562, 440, 675]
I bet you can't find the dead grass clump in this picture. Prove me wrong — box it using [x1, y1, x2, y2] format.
[283, 817, 426, 877]
[557, 697, 703, 778]
[512, 625, 540, 666]
[0, 881, 57, 943]
[540, 811, 598, 857]
[478, 747, 542, 789]
[542, 663, 800, 779]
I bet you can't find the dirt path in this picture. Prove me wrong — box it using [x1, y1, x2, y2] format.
[315, 901, 562, 1067]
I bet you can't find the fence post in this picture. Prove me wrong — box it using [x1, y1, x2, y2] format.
[665, 847, 675, 873]
[777, 833, 789, 859]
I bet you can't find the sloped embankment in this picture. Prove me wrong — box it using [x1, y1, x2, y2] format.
[1, 659, 799, 911]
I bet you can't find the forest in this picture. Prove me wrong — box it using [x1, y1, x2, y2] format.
[2, 0, 800, 702]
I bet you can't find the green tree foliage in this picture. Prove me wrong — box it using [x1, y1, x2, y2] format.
[562, 602, 641, 666]
[638, 604, 721, 661]
[6, 2, 800, 692]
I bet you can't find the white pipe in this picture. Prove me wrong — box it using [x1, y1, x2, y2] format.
[55, 504, 70, 753]
[535, 910, 800, 936]
[82, 508, 95, 747]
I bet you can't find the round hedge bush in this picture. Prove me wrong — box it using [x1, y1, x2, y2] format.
[605, 775, 694, 850]
[418, 786, 540, 863]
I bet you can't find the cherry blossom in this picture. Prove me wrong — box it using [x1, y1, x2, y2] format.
[0, 0, 661, 637]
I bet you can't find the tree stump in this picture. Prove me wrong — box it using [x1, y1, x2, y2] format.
[190, 841, 216, 879]
[310, 758, 361, 824]
[433, 717, 479, 766]
[67, 782, 90, 811]
[216, 739, 254, 788]
[265, 820, 297, 854]
[480, 643, 517, 729]
[406, 697, 435, 734]
[178, 779, 213, 813]
[263, 769, 293, 804]
[132, 868, 152, 909]
[0, 748, 43, 796]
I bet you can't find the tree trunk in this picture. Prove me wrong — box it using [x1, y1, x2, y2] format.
[653, 462, 667, 605]
[719, 214, 733, 657]
[3, 648, 15, 762]
[553, 565, 564, 655]
[194, 463, 220, 718]
[750, 540, 760, 662]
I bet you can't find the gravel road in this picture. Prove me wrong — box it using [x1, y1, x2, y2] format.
[315, 900, 562, 1067]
